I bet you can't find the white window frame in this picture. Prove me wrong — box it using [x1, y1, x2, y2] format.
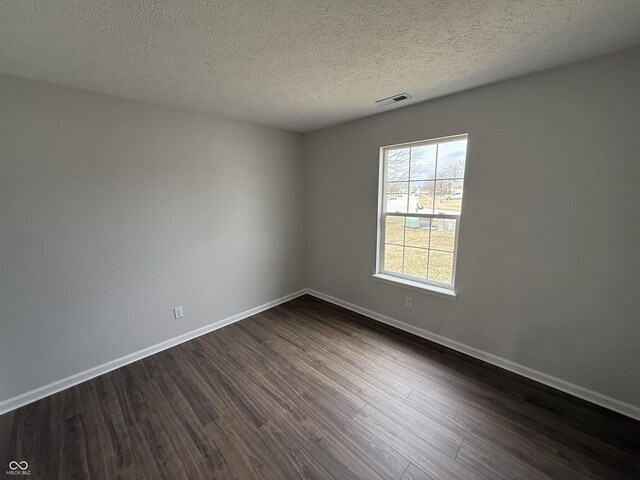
[373, 133, 468, 299]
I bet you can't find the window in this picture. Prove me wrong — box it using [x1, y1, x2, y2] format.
[375, 134, 468, 295]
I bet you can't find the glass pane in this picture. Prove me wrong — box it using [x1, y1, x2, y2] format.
[410, 181, 434, 214]
[384, 216, 404, 245]
[404, 217, 430, 248]
[434, 179, 463, 214]
[404, 247, 428, 278]
[436, 139, 467, 179]
[430, 218, 456, 252]
[428, 250, 454, 285]
[386, 148, 410, 182]
[410, 144, 437, 180]
[384, 244, 403, 274]
[385, 182, 409, 213]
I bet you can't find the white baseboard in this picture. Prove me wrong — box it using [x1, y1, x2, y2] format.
[4, 287, 639, 422]
[306, 289, 640, 422]
[0, 289, 307, 416]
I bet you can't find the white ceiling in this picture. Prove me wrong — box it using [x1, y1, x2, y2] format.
[1, 1, 640, 132]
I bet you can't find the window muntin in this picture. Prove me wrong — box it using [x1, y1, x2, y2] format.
[378, 134, 468, 290]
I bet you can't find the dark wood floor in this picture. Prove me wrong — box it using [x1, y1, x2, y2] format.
[1, 295, 639, 479]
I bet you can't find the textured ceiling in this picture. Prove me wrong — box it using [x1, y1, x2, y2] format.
[1, 1, 640, 132]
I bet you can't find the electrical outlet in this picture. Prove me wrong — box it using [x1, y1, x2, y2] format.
[405, 296, 413, 308]
[173, 306, 184, 319]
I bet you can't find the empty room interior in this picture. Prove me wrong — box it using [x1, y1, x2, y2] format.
[2, 1, 640, 479]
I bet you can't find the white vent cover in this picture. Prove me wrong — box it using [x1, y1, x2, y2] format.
[375, 93, 412, 106]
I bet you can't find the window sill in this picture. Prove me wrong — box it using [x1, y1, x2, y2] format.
[372, 273, 457, 300]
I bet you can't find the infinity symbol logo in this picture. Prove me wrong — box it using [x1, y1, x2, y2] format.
[8, 461, 28, 470]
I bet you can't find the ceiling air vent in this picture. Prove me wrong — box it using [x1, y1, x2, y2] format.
[375, 93, 412, 107]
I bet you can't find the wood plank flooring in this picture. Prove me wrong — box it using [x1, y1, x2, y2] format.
[1, 295, 639, 479]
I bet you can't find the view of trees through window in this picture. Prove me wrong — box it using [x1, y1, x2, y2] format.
[379, 135, 468, 287]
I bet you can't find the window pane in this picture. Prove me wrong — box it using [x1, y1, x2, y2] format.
[404, 217, 430, 248]
[410, 144, 437, 180]
[434, 179, 463, 214]
[386, 182, 409, 213]
[430, 218, 456, 252]
[404, 247, 428, 278]
[387, 148, 410, 181]
[410, 181, 434, 214]
[436, 139, 467, 179]
[428, 250, 454, 284]
[384, 216, 404, 245]
[384, 244, 403, 273]
[380, 135, 466, 290]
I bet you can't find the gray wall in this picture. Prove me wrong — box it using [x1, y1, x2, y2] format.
[2, 47, 639, 412]
[304, 47, 640, 408]
[0, 74, 306, 402]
